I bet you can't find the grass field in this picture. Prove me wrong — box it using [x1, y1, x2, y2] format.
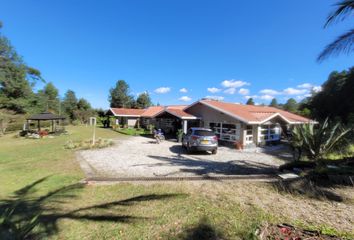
[1, 126, 353, 239]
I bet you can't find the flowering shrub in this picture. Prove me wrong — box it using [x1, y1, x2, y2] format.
[38, 130, 49, 137]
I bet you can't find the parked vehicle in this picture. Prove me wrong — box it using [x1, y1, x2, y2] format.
[182, 128, 218, 154]
[154, 129, 165, 143]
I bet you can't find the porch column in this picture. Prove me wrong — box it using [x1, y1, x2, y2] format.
[183, 120, 188, 134]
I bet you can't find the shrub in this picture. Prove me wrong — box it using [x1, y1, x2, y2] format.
[291, 119, 353, 163]
[64, 138, 113, 150]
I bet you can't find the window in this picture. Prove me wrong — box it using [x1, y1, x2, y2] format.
[259, 124, 281, 142]
[209, 122, 240, 142]
[194, 130, 215, 136]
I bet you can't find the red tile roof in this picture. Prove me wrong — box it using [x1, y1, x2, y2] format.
[110, 108, 145, 116]
[165, 108, 197, 119]
[198, 99, 311, 124]
[140, 106, 164, 117]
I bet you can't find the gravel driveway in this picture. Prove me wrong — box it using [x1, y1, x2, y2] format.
[77, 136, 289, 179]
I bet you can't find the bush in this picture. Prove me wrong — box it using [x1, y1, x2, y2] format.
[64, 138, 114, 150]
[291, 119, 353, 163]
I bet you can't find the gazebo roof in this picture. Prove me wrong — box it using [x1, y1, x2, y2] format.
[27, 112, 66, 121]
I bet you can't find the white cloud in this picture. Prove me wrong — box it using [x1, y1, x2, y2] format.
[154, 87, 171, 94]
[260, 94, 274, 100]
[221, 79, 249, 88]
[178, 96, 192, 102]
[238, 88, 250, 95]
[205, 95, 224, 101]
[179, 88, 188, 93]
[244, 95, 259, 99]
[259, 89, 280, 95]
[207, 87, 221, 93]
[283, 87, 307, 95]
[312, 86, 322, 93]
[224, 88, 236, 94]
[297, 83, 313, 89]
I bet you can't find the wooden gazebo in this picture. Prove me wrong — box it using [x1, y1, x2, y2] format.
[27, 112, 66, 132]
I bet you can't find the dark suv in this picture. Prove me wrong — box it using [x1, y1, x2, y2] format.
[182, 128, 218, 154]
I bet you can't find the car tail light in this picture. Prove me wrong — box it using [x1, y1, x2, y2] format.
[213, 136, 218, 141]
[191, 136, 199, 140]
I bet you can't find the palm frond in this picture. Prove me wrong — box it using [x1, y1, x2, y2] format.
[317, 28, 354, 62]
[325, 0, 354, 27]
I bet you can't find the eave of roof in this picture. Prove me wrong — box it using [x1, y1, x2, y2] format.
[186, 99, 312, 124]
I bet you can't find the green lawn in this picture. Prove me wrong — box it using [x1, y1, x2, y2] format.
[0, 126, 353, 239]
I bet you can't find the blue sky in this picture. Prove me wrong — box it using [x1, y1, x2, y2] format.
[1, 0, 353, 108]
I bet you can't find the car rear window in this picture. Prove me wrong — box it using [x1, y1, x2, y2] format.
[194, 130, 215, 136]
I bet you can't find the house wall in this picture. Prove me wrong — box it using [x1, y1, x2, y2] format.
[186, 103, 247, 144]
[114, 116, 139, 127]
[127, 117, 138, 127]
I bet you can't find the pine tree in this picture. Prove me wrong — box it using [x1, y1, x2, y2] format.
[136, 92, 152, 109]
[37, 82, 60, 113]
[246, 98, 255, 105]
[62, 90, 78, 121]
[109, 80, 135, 108]
[283, 98, 298, 113]
[0, 22, 43, 113]
[269, 98, 278, 108]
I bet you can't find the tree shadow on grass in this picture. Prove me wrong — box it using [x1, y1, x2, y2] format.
[0, 176, 184, 239]
[269, 177, 345, 202]
[176, 217, 225, 240]
[145, 154, 278, 176]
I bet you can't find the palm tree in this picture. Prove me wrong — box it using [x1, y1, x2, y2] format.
[318, 0, 354, 61]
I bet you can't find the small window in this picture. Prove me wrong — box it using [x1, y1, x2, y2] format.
[194, 130, 215, 136]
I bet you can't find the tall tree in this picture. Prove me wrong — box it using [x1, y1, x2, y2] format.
[62, 90, 78, 120]
[136, 92, 152, 109]
[283, 98, 298, 113]
[74, 98, 94, 124]
[77, 98, 91, 111]
[269, 98, 279, 108]
[37, 82, 60, 113]
[318, 0, 354, 61]
[305, 68, 354, 124]
[0, 22, 43, 113]
[246, 98, 255, 105]
[109, 80, 134, 108]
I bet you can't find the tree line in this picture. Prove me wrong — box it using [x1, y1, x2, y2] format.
[0, 22, 95, 133]
[245, 97, 304, 115]
[108, 80, 152, 109]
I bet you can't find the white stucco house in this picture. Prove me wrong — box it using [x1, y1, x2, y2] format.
[106, 99, 313, 147]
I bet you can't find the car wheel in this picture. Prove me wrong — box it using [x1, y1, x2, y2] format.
[212, 149, 217, 155]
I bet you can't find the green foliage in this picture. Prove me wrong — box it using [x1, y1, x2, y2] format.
[64, 138, 114, 150]
[299, 107, 311, 118]
[283, 98, 298, 113]
[36, 82, 60, 113]
[115, 127, 148, 136]
[62, 90, 78, 121]
[318, 0, 354, 61]
[0, 110, 25, 134]
[269, 98, 278, 108]
[176, 129, 184, 142]
[0, 203, 40, 240]
[246, 97, 255, 105]
[136, 92, 152, 109]
[109, 80, 135, 108]
[291, 119, 352, 162]
[305, 68, 354, 125]
[0, 23, 43, 114]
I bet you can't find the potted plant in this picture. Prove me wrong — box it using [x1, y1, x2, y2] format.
[177, 129, 184, 143]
